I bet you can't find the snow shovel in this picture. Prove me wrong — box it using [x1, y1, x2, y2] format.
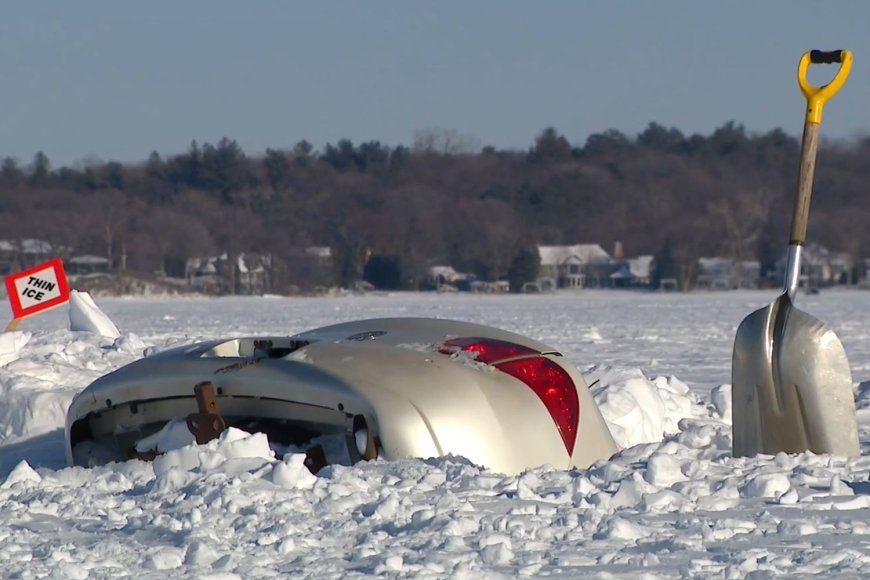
[732, 50, 860, 457]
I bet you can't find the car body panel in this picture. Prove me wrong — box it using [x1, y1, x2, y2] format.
[66, 317, 618, 474]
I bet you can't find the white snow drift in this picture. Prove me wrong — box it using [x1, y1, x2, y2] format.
[0, 290, 868, 578]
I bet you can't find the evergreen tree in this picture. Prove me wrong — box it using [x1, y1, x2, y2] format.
[507, 246, 540, 292]
[29, 151, 51, 186]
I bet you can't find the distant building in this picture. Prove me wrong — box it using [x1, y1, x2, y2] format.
[303, 246, 332, 260]
[0, 238, 59, 274]
[537, 244, 616, 289]
[421, 265, 478, 291]
[67, 255, 110, 276]
[773, 242, 853, 288]
[696, 257, 760, 289]
[185, 253, 270, 295]
[610, 255, 655, 288]
[185, 255, 222, 293]
[236, 254, 270, 295]
[425, 265, 459, 289]
[469, 280, 510, 294]
[696, 257, 735, 290]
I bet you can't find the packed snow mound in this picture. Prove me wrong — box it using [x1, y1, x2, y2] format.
[0, 329, 146, 447]
[1, 460, 41, 488]
[135, 418, 197, 454]
[586, 365, 720, 448]
[68, 290, 120, 338]
[152, 427, 275, 479]
[0, 331, 30, 366]
[4, 419, 868, 578]
[0, 292, 868, 578]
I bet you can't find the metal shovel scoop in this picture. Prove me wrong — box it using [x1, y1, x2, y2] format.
[732, 50, 860, 457]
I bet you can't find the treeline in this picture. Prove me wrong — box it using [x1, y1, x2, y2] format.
[1, 123, 869, 292]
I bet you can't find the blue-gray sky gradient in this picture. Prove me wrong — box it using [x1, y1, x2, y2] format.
[3, 1, 869, 167]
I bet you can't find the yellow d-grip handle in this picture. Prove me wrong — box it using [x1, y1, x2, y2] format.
[798, 49, 852, 124]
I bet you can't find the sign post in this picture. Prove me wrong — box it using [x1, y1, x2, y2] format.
[4, 258, 71, 330]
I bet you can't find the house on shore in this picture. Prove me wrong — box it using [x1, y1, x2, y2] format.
[610, 255, 655, 288]
[537, 244, 616, 289]
[0, 239, 59, 275]
[186, 253, 270, 295]
[696, 258, 761, 290]
[67, 255, 111, 276]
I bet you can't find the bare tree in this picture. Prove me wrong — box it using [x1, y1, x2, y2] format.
[710, 187, 775, 286]
[412, 128, 480, 155]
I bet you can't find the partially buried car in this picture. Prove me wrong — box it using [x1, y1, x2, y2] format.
[66, 317, 617, 475]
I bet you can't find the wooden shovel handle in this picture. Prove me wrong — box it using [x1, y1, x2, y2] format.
[790, 122, 820, 245]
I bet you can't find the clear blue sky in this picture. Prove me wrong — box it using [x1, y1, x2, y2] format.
[2, 1, 870, 168]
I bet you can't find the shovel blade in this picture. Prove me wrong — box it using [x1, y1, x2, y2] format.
[732, 295, 859, 457]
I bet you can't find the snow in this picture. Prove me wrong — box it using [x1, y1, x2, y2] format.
[0, 330, 29, 366]
[68, 290, 120, 338]
[538, 244, 615, 266]
[1, 289, 870, 577]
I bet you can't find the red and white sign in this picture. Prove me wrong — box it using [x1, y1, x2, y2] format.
[4, 258, 70, 320]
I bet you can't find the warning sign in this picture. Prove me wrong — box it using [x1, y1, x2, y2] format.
[4, 258, 70, 320]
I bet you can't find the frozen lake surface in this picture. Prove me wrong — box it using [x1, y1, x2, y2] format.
[1, 288, 869, 578]
[23, 288, 870, 393]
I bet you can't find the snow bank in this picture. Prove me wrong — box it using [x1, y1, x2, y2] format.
[0, 331, 29, 366]
[586, 365, 719, 448]
[4, 413, 866, 578]
[68, 290, 120, 338]
[0, 329, 144, 446]
[0, 292, 867, 578]
[0, 460, 41, 488]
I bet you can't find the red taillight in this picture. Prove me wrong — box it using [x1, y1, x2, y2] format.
[497, 358, 579, 455]
[439, 337, 579, 455]
[439, 337, 537, 364]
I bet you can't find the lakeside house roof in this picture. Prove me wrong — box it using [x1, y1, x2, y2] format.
[628, 255, 654, 278]
[774, 242, 851, 268]
[69, 255, 109, 265]
[538, 244, 613, 267]
[304, 246, 332, 258]
[0, 238, 55, 254]
[428, 265, 457, 278]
